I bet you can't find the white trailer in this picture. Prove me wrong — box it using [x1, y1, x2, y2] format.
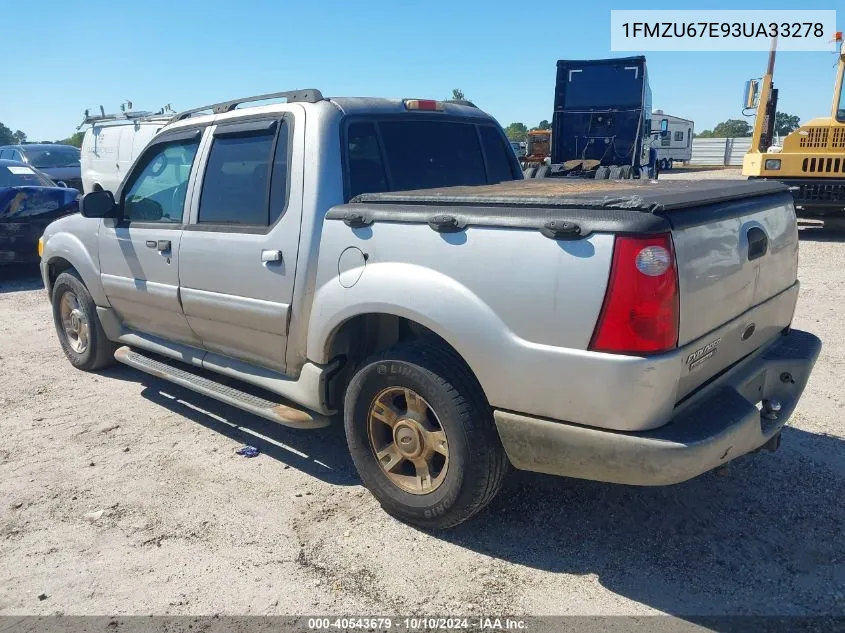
[652, 111, 694, 170]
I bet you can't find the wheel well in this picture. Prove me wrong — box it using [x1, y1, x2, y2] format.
[45, 257, 74, 298]
[324, 314, 481, 410]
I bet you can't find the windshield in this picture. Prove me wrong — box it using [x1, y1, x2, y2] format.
[23, 146, 81, 168]
[0, 164, 56, 187]
[563, 64, 643, 109]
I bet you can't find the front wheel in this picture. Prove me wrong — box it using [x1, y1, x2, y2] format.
[344, 342, 508, 530]
[51, 270, 116, 371]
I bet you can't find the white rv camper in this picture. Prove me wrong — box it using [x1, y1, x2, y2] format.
[79, 104, 174, 194]
[652, 111, 694, 170]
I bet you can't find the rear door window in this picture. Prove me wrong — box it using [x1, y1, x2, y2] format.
[344, 118, 518, 200]
[197, 119, 289, 227]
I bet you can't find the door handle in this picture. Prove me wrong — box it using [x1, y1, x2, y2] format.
[261, 249, 283, 263]
[146, 239, 171, 252]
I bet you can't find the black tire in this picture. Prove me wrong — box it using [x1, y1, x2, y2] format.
[344, 341, 508, 530]
[51, 270, 116, 371]
[667, 158, 674, 170]
[594, 166, 609, 180]
[608, 165, 623, 180]
[619, 165, 633, 179]
[523, 167, 537, 179]
[535, 165, 550, 179]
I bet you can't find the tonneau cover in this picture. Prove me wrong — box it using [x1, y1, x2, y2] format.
[350, 178, 789, 213]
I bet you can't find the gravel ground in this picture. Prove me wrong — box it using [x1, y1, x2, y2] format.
[0, 196, 843, 620]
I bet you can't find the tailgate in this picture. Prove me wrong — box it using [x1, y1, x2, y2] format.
[667, 191, 799, 396]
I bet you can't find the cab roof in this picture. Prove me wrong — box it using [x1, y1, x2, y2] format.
[162, 95, 496, 133]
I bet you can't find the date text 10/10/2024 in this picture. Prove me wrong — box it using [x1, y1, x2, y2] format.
[307, 617, 528, 630]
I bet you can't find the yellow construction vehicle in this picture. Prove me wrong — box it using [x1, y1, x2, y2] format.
[519, 128, 551, 176]
[742, 34, 845, 218]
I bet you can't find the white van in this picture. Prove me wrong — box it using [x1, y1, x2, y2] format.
[81, 114, 172, 194]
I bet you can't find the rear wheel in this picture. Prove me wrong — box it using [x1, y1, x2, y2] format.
[523, 167, 537, 179]
[51, 271, 116, 371]
[619, 165, 633, 179]
[535, 165, 550, 179]
[594, 166, 609, 180]
[344, 341, 508, 530]
[608, 166, 623, 180]
[667, 158, 674, 170]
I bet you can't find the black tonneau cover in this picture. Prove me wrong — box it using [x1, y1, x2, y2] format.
[327, 179, 792, 239]
[350, 178, 788, 213]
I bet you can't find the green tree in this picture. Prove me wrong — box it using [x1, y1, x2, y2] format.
[531, 119, 551, 130]
[11, 130, 26, 144]
[0, 122, 15, 145]
[775, 112, 801, 136]
[503, 122, 528, 142]
[710, 119, 752, 138]
[451, 88, 466, 101]
[695, 129, 714, 138]
[56, 132, 85, 148]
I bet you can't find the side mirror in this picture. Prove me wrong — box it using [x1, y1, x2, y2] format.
[743, 79, 760, 109]
[80, 190, 117, 218]
[660, 118, 669, 137]
[55, 181, 67, 188]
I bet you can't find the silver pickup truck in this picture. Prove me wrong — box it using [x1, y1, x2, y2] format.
[39, 90, 821, 529]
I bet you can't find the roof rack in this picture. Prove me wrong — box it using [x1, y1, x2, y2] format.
[78, 104, 176, 130]
[174, 89, 324, 121]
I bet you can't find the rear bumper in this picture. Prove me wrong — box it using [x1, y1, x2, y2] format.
[0, 222, 47, 264]
[495, 328, 821, 485]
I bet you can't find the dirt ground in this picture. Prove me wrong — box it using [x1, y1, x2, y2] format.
[1, 217, 843, 620]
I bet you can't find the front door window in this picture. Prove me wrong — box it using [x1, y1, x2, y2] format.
[123, 141, 199, 223]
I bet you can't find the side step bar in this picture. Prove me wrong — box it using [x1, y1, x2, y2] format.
[114, 346, 330, 430]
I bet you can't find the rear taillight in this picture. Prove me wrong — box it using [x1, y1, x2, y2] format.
[589, 233, 679, 355]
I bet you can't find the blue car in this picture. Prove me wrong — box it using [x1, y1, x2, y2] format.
[0, 159, 80, 264]
[0, 144, 82, 191]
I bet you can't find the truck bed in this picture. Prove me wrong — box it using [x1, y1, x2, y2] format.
[350, 178, 787, 212]
[327, 176, 800, 420]
[332, 179, 791, 238]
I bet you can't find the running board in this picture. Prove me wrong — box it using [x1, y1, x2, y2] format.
[114, 346, 330, 430]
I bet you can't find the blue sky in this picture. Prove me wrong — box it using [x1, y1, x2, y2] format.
[2, 0, 841, 140]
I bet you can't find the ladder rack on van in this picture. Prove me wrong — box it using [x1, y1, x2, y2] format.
[173, 89, 324, 121]
[78, 108, 175, 130]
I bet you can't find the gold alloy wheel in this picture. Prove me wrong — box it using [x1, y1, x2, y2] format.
[367, 387, 449, 495]
[59, 291, 90, 354]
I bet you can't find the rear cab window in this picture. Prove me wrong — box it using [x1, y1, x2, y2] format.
[344, 117, 520, 201]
